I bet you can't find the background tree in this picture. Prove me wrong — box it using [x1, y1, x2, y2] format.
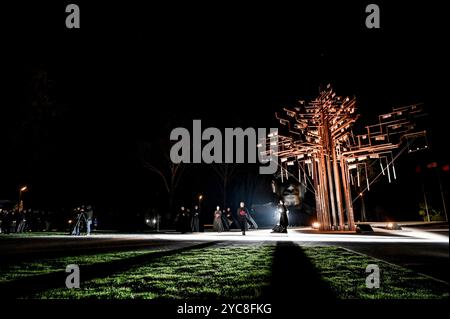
[211, 163, 237, 208]
[140, 140, 185, 222]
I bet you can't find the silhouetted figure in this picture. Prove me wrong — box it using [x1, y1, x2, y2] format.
[85, 205, 94, 235]
[247, 208, 259, 229]
[176, 206, 189, 233]
[191, 205, 200, 232]
[185, 209, 192, 232]
[213, 206, 224, 233]
[225, 207, 239, 229]
[224, 207, 233, 227]
[221, 209, 230, 231]
[0, 209, 11, 234]
[237, 202, 249, 235]
[272, 200, 289, 233]
[16, 210, 27, 233]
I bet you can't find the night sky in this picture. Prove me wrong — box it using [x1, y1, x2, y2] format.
[1, 1, 447, 223]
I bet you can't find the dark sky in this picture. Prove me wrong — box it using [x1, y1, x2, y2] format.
[0, 1, 447, 220]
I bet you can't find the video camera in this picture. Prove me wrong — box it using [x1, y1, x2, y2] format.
[71, 205, 87, 235]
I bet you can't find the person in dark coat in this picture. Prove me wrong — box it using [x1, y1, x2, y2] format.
[224, 208, 235, 228]
[176, 206, 188, 233]
[272, 200, 289, 233]
[185, 208, 192, 232]
[237, 202, 249, 235]
[246, 208, 258, 229]
[213, 206, 224, 233]
[221, 209, 230, 231]
[191, 205, 200, 232]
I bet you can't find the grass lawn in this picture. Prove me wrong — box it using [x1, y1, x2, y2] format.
[2, 243, 447, 300]
[0, 250, 158, 283]
[303, 246, 449, 299]
[32, 245, 275, 299]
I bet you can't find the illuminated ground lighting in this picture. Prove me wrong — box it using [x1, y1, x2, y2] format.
[38, 228, 449, 244]
[312, 222, 321, 229]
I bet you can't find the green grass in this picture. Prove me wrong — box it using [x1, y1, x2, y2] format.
[0, 250, 158, 283]
[3, 243, 447, 300]
[32, 245, 275, 299]
[302, 246, 449, 299]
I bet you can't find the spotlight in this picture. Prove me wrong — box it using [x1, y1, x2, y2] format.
[312, 222, 320, 229]
[386, 222, 401, 230]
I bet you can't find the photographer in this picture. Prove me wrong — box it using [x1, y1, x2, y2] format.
[85, 205, 94, 235]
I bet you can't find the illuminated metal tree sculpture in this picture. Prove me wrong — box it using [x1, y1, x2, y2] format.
[261, 85, 427, 231]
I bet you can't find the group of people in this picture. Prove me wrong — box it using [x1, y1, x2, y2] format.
[0, 209, 47, 234]
[175, 205, 200, 233]
[174, 201, 259, 235]
[213, 202, 258, 235]
[0, 209, 23, 234]
[212, 199, 289, 235]
[212, 200, 290, 235]
[175, 199, 289, 236]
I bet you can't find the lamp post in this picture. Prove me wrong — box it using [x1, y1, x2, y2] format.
[198, 194, 203, 232]
[198, 194, 203, 213]
[18, 186, 28, 212]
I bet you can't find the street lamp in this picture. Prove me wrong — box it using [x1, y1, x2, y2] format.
[198, 194, 203, 232]
[198, 195, 203, 211]
[18, 186, 28, 212]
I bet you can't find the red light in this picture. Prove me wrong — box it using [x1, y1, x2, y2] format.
[427, 162, 438, 169]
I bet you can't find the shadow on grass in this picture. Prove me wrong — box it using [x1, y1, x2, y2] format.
[0, 241, 219, 299]
[267, 242, 335, 302]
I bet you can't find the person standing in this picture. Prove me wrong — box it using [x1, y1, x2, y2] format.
[225, 208, 234, 228]
[221, 209, 230, 231]
[185, 208, 192, 233]
[176, 206, 189, 233]
[237, 202, 249, 235]
[191, 205, 200, 232]
[16, 210, 27, 233]
[272, 199, 289, 233]
[85, 205, 94, 235]
[246, 208, 259, 229]
[213, 206, 224, 233]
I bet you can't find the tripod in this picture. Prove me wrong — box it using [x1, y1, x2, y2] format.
[72, 212, 87, 235]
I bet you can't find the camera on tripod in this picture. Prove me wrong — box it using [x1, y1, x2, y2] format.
[71, 205, 87, 236]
